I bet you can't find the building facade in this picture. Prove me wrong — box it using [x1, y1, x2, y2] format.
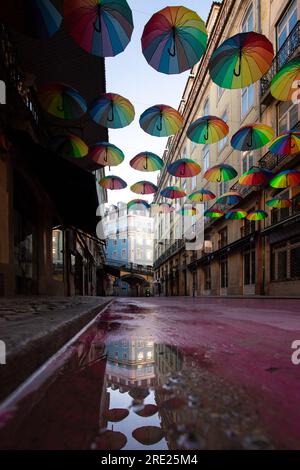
[153, 0, 300, 297]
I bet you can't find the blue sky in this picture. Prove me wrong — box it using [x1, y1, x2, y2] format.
[105, 1, 213, 205]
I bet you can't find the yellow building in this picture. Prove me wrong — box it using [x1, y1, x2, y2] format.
[153, 0, 300, 297]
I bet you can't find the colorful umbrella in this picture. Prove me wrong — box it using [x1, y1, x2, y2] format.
[93, 430, 127, 450]
[268, 131, 300, 156]
[160, 186, 186, 199]
[204, 164, 237, 183]
[216, 191, 242, 205]
[187, 116, 229, 144]
[141, 6, 207, 75]
[105, 408, 129, 422]
[64, 0, 133, 57]
[53, 134, 88, 158]
[209, 32, 274, 89]
[27, 0, 62, 39]
[127, 199, 150, 210]
[130, 181, 157, 195]
[247, 210, 268, 221]
[167, 158, 201, 178]
[188, 188, 216, 202]
[225, 209, 248, 220]
[89, 93, 135, 129]
[99, 175, 127, 190]
[150, 203, 175, 214]
[266, 198, 292, 209]
[204, 208, 224, 218]
[38, 83, 87, 120]
[130, 152, 163, 172]
[239, 167, 273, 186]
[139, 105, 183, 137]
[270, 170, 300, 188]
[134, 404, 158, 418]
[132, 426, 164, 445]
[270, 57, 300, 101]
[231, 124, 274, 151]
[178, 207, 197, 216]
[90, 142, 124, 167]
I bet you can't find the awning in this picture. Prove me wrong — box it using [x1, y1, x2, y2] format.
[10, 130, 99, 236]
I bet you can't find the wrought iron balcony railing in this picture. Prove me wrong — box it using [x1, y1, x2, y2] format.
[268, 194, 300, 227]
[153, 238, 184, 269]
[260, 20, 300, 98]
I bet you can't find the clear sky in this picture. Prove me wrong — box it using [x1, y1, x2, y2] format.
[105, 0, 213, 205]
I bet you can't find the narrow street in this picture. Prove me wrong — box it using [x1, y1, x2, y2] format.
[0, 297, 299, 450]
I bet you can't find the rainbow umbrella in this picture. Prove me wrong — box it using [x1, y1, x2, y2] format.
[247, 210, 268, 221]
[160, 186, 186, 199]
[132, 426, 164, 446]
[130, 181, 157, 195]
[231, 124, 274, 151]
[266, 198, 292, 209]
[178, 206, 197, 216]
[216, 191, 242, 205]
[53, 134, 88, 158]
[130, 152, 163, 172]
[89, 93, 134, 129]
[204, 208, 224, 218]
[209, 32, 274, 89]
[225, 209, 248, 220]
[270, 57, 300, 101]
[141, 6, 207, 75]
[239, 167, 273, 186]
[204, 164, 237, 183]
[150, 203, 175, 214]
[139, 104, 183, 137]
[128, 199, 150, 210]
[64, 0, 133, 57]
[187, 116, 229, 144]
[188, 188, 216, 202]
[270, 170, 300, 188]
[167, 158, 201, 178]
[38, 83, 87, 120]
[89, 142, 124, 167]
[99, 175, 127, 190]
[268, 131, 300, 156]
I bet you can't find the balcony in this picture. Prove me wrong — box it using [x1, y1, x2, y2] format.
[269, 194, 300, 227]
[260, 20, 300, 103]
[153, 239, 184, 269]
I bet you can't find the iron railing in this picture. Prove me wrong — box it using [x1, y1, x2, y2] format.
[260, 20, 300, 98]
[105, 258, 153, 275]
[153, 239, 184, 270]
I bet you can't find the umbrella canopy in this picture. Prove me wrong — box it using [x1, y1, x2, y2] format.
[239, 167, 273, 186]
[270, 57, 300, 101]
[105, 408, 129, 422]
[38, 83, 87, 120]
[160, 186, 186, 199]
[139, 105, 183, 137]
[204, 208, 224, 218]
[89, 93, 135, 129]
[231, 124, 274, 151]
[23, 0, 62, 39]
[178, 207, 197, 216]
[53, 134, 88, 158]
[141, 6, 207, 75]
[130, 181, 157, 195]
[99, 175, 127, 190]
[93, 429, 127, 450]
[127, 199, 150, 210]
[90, 142, 124, 167]
[209, 32, 274, 89]
[247, 210, 268, 221]
[130, 152, 163, 172]
[187, 116, 229, 144]
[167, 158, 201, 178]
[225, 209, 248, 220]
[204, 164, 237, 183]
[188, 188, 216, 202]
[266, 198, 292, 209]
[132, 426, 164, 446]
[270, 170, 300, 188]
[216, 191, 242, 205]
[268, 131, 300, 156]
[64, 0, 133, 57]
[134, 404, 158, 418]
[150, 203, 175, 214]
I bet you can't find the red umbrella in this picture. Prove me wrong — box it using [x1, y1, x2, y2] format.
[132, 426, 164, 445]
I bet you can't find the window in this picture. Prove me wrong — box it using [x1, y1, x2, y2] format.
[242, 151, 254, 173]
[218, 111, 228, 152]
[241, 84, 254, 118]
[203, 98, 210, 116]
[242, 4, 254, 33]
[220, 256, 228, 288]
[278, 101, 298, 134]
[219, 180, 228, 197]
[52, 229, 64, 281]
[204, 264, 211, 290]
[122, 249, 126, 258]
[277, 0, 297, 51]
[203, 145, 210, 172]
[217, 85, 224, 101]
[243, 242, 256, 285]
[191, 175, 197, 190]
[219, 228, 228, 249]
[271, 237, 300, 281]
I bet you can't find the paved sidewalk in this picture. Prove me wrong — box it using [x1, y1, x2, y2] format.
[0, 296, 112, 401]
